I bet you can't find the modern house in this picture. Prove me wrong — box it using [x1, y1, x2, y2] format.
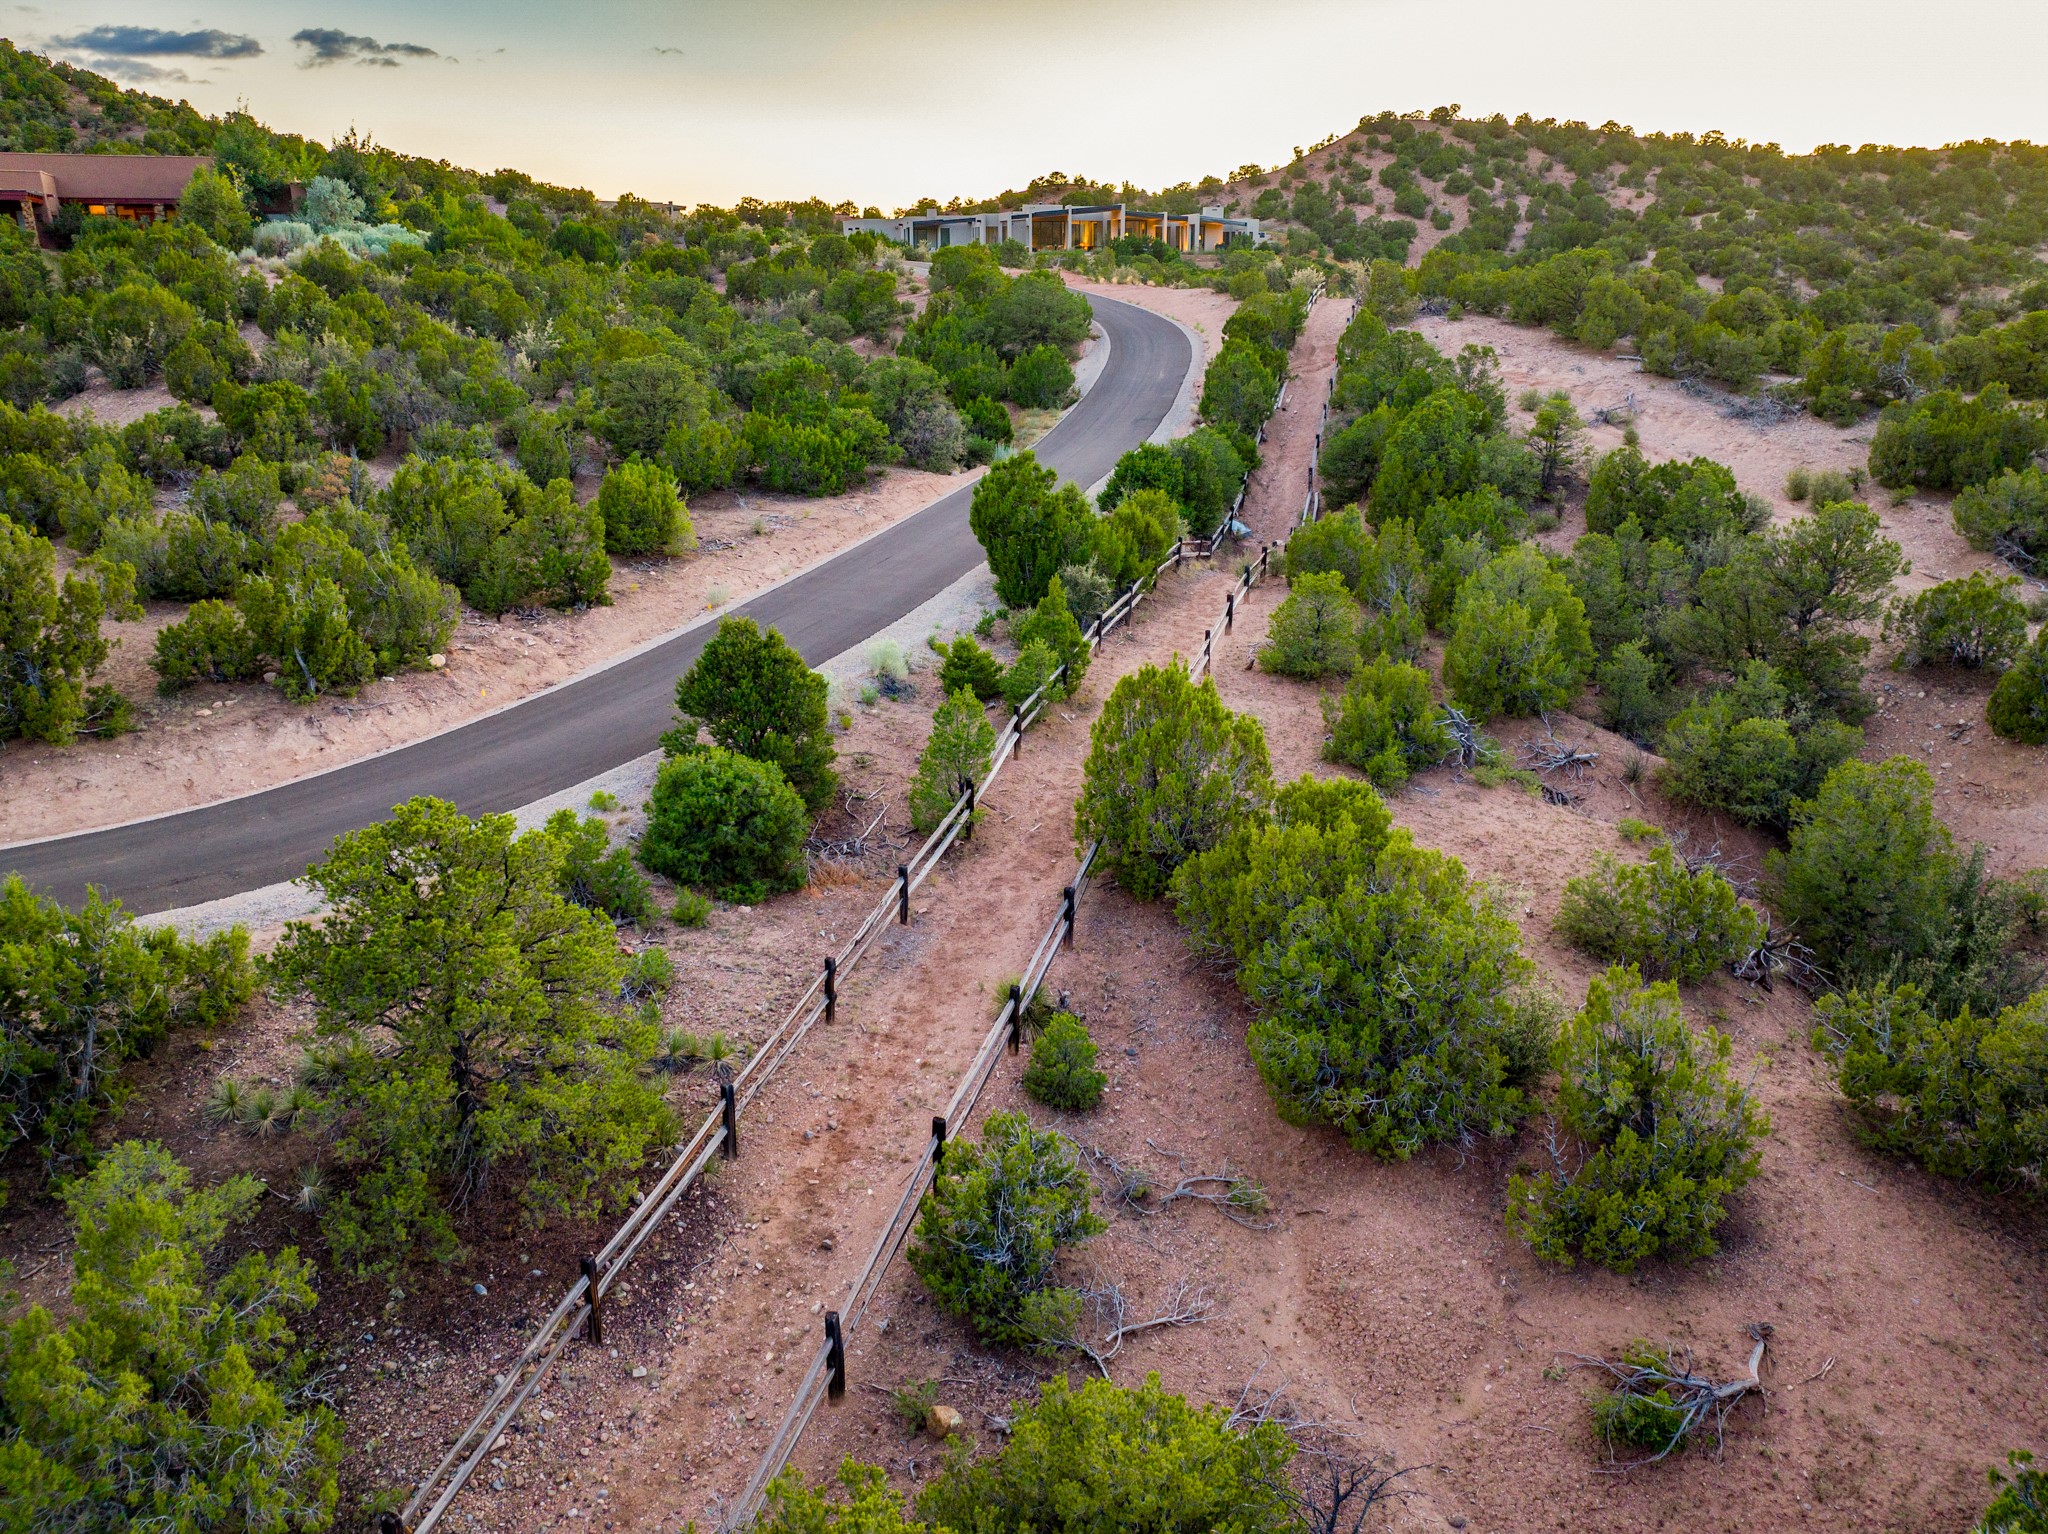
[0, 153, 215, 241]
[843, 202, 1265, 254]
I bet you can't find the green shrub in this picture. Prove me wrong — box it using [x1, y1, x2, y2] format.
[0, 515, 139, 745]
[189, 455, 283, 538]
[1008, 343, 1074, 409]
[1555, 845, 1764, 984]
[1282, 505, 1369, 587]
[1886, 572, 2029, 670]
[1022, 1012, 1107, 1111]
[1976, 1451, 2048, 1534]
[238, 575, 376, 702]
[0, 875, 254, 1165]
[754, 1463, 927, 1534]
[1595, 639, 1670, 740]
[668, 616, 837, 811]
[1173, 776, 1548, 1158]
[1508, 967, 1767, 1271]
[918, 1374, 1294, 1534]
[270, 797, 675, 1275]
[545, 809, 654, 923]
[1590, 1344, 1695, 1452]
[1953, 466, 2048, 565]
[671, 889, 712, 927]
[1002, 639, 1059, 709]
[515, 412, 577, 487]
[1098, 441, 1181, 513]
[1199, 338, 1280, 438]
[1321, 655, 1452, 789]
[0, 451, 85, 537]
[1869, 385, 2048, 491]
[1812, 984, 2048, 1189]
[909, 687, 997, 834]
[968, 452, 1093, 609]
[0, 1142, 341, 1530]
[937, 634, 1005, 701]
[595, 457, 693, 556]
[152, 599, 263, 693]
[906, 1111, 1103, 1349]
[1988, 629, 2048, 744]
[1075, 661, 1274, 901]
[1092, 487, 1179, 589]
[639, 748, 810, 904]
[1259, 569, 1359, 679]
[1657, 668, 1863, 831]
[1442, 545, 1592, 719]
[1011, 575, 1090, 694]
[1584, 444, 1763, 546]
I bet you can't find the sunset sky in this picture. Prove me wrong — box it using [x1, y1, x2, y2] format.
[30, 1, 2048, 206]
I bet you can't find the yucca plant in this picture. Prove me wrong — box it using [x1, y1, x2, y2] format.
[204, 1075, 246, 1126]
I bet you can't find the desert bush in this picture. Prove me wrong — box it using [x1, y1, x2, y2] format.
[968, 451, 1093, 608]
[1199, 338, 1281, 438]
[189, 455, 284, 538]
[671, 889, 712, 927]
[0, 515, 139, 745]
[1001, 638, 1059, 709]
[906, 1110, 1103, 1349]
[1953, 466, 2048, 565]
[1022, 1012, 1107, 1111]
[1321, 655, 1452, 789]
[1052, 560, 1116, 630]
[0, 875, 254, 1167]
[1282, 505, 1369, 587]
[936, 634, 1004, 701]
[1098, 441, 1183, 513]
[917, 1374, 1294, 1534]
[152, 599, 264, 693]
[269, 797, 675, 1274]
[639, 748, 810, 904]
[237, 575, 376, 701]
[1092, 487, 1179, 589]
[1008, 344, 1075, 409]
[515, 411, 577, 486]
[544, 809, 654, 922]
[668, 616, 836, 811]
[1075, 661, 1274, 901]
[0, 1141, 341, 1530]
[1584, 444, 1763, 546]
[1259, 570, 1359, 679]
[1988, 629, 2048, 744]
[1011, 575, 1090, 694]
[1173, 776, 1548, 1158]
[595, 457, 693, 556]
[752, 1463, 926, 1534]
[1508, 966, 1767, 1271]
[1813, 983, 2047, 1189]
[1555, 845, 1764, 984]
[1869, 386, 2048, 491]
[909, 687, 997, 834]
[1886, 572, 2028, 670]
[1657, 667, 1863, 831]
[1975, 1451, 2048, 1534]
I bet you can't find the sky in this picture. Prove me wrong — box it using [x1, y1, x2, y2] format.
[25, 1, 2048, 207]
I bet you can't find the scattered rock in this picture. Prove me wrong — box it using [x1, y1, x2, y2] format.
[926, 1404, 965, 1439]
[631, 1366, 647, 1379]
[263, 671, 280, 685]
[428, 653, 447, 669]
[819, 1237, 833, 1251]
[473, 1283, 488, 1297]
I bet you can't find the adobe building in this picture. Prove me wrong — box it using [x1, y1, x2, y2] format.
[0, 153, 214, 241]
[843, 202, 1265, 254]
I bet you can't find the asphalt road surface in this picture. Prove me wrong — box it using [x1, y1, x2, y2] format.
[3, 292, 1191, 913]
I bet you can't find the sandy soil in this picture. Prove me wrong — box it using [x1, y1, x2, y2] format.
[0, 468, 977, 841]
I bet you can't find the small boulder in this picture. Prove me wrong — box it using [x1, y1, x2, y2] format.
[925, 1403, 964, 1440]
[429, 653, 447, 669]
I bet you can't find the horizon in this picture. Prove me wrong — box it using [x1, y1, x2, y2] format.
[26, 1, 2048, 206]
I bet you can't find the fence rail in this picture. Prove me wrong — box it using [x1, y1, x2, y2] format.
[720, 530, 1282, 1530]
[397, 282, 1318, 1534]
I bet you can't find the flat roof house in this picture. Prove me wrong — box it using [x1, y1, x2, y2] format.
[843, 202, 1264, 255]
[0, 153, 213, 242]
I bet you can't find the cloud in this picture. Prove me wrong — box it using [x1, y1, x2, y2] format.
[52, 24, 261, 59]
[292, 27, 439, 68]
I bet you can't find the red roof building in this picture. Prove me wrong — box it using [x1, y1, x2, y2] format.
[0, 153, 213, 240]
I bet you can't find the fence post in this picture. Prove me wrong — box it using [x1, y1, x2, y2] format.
[824, 1312, 846, 1401]
[1062, 885, 1076, 948]
[1008, 983, 1024, 1053]
[1225, 591, 1235, 632]
[720, 1079, 738, 1159]
[961, 777, 976, 841]
[931, 1114, 949, 1167]
[377, 1515, 407, 1534]
[897, 865, 910, 924]
[1011, 704, 1023, 749]
[579, 1255, 604, 1347]
[824, 955, 837, 1023]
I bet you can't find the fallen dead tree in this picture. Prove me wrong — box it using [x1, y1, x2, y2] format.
[1573, 1324, 1771, 1467]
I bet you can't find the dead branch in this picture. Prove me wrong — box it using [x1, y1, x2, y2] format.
[1572, 1323, 1771, 1468]
[1522, 724, 1600, 780]
[1062, 1279, 1215, 1378]
[1081, 1142, 1275, 1229]
[1275, 1457, 1423, 1534]
[1732, 915, 1824, 994]
[1439, 706, 1485, 768]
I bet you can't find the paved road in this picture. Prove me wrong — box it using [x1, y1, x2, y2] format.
[3, 293, 1189, 914]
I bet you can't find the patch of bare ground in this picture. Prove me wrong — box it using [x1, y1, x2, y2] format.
[0, 466, 978, 841]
